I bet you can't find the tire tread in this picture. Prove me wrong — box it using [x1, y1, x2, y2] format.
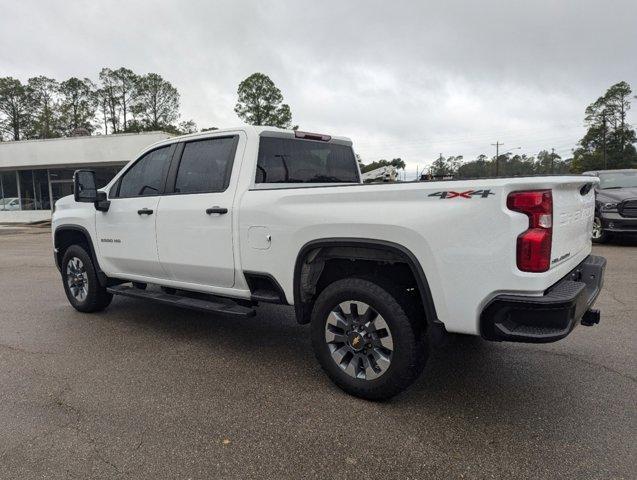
[311, 277, 427, 400]
[61, 245, 112, 313]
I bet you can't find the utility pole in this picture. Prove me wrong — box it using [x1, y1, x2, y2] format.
[491, 141, 503, 176]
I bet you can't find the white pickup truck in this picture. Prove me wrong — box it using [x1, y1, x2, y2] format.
[52, 126, 606, 399]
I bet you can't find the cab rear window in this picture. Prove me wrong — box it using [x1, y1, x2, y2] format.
[256, 137, 359, 183]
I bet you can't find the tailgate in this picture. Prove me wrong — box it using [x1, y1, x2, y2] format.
[551, 181, 596, 269]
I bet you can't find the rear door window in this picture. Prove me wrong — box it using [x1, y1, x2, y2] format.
[256, 137, 359, 183]
[174, 136, 238, 194]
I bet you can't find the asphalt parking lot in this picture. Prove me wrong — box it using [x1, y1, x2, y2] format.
[0, 230, 635, 479]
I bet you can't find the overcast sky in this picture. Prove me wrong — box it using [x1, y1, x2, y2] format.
[2, 0, 635, 175]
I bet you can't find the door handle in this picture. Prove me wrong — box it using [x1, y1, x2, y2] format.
[137, 208, 154, 215]
[206, 206, 228, 215]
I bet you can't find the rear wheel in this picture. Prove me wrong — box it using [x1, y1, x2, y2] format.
[592, 216, 609, 243]
[61, 245, 112, 313]
[311, 278, 427, 400]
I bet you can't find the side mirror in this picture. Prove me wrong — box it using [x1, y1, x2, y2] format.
[74, 170, 97, 203]
[74, 170, 110, 212]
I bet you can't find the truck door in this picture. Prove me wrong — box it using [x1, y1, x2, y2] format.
[95, 144, 174, 279]
[155, 134, 243, 288]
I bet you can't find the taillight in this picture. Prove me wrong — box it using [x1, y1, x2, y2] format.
[507, 190, 553, 272]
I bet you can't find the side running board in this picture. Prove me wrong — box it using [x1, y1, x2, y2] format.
[107, 285, 256, 317]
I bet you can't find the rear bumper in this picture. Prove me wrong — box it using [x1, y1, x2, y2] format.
[480, 255, 606, 343]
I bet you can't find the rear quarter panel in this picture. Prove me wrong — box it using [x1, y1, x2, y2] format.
[238, 176, 596, 335]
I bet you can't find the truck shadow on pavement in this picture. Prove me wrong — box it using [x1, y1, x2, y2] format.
[99, 296, 627, 421]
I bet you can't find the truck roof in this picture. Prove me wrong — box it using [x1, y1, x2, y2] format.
[143, 125, 353, 153]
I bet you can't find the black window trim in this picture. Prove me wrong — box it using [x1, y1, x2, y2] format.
[110, 143, 177, 199]
[163, 135, 240, 196]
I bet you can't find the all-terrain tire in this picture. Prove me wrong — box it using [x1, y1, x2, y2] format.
[61, 245, 113, 313]
[310, 278, 427, 400]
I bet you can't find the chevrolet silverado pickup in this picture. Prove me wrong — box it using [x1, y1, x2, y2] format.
[52, 126, 606, 399]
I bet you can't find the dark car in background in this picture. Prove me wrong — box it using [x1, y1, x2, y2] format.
[583, 169, 637, 243]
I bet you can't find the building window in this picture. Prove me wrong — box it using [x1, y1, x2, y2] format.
[0, 171, 19, 211]
[95, 167, 122, 189]
[34, 170, 51, 210]
[0, 166, 124, 212]
[48, 168, 76, 182]
[49, 168, 77, 207]
[17, 170, 50, 210]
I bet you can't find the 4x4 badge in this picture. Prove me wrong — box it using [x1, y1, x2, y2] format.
[428, 189, 495, 199]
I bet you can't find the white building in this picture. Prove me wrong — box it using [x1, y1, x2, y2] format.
[0, 132, 172, 223]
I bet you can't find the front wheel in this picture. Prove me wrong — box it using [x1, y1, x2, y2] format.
[310, 278, 427, 400]
[592, 216, 609, 243]
[61, 245, 113, 313]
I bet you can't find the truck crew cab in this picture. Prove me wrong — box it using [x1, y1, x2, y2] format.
[53, 126, 606, 400]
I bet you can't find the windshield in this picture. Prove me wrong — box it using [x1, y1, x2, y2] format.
[598, 171, 637, 189]
[256, 137, 360, 184]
